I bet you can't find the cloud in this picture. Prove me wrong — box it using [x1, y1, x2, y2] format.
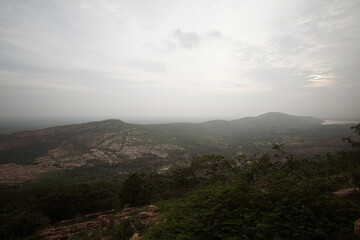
[118, 58, 166, 73]
[305, 74, 337, 88]
[173, 29, 201, 49]
[207, 30, 222, 38]
[0, 0, 359, 119]
[228, 0, 360, 92]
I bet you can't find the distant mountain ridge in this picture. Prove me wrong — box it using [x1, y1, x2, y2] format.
[181, 112, 323, 135]
[0, 112, 331, 184]
[229, 112, 324, 128]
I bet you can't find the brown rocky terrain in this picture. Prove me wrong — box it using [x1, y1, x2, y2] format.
[0, 120, 187, 183]
[355, 219, 360, 239]
[1, 120, 185, 164]
[0, 115, 356, 184]
[40, 204, 160, 240]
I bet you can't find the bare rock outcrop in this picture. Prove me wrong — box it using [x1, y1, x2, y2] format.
[130, 233, 143, 240]
[333, 188, 360, 199]
[355, 219, 360, 239]
[0, 119, 189, 184]
[40, 205, 159, 240]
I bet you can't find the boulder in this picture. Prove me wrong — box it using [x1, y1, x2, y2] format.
[129, 233, 143, 240]
[355, 219, 360, 239]
[333, 188, 360, 198]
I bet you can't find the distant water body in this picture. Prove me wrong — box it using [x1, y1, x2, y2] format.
[322, 120, 359, 125]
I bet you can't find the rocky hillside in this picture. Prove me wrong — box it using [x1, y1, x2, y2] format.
[0, 119, 186, 165]
[40, 205, 160, 240]
[0, 119, 190, 183]
[0, 113, 353, 184]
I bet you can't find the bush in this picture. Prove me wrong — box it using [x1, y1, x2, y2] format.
[145, 162, 360, 240]
[0, 203, 49, 239]
[120, 173, 152, 207]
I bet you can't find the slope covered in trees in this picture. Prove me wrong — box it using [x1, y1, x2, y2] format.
[0, 113, 354, 184]
[0, 123, 359, 239]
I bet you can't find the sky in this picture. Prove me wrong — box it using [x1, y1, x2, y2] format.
[0, 0, 359, 122]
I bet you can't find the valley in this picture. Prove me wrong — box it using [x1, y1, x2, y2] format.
[0, 113, 359, 239]
[0, 112, 356, 184]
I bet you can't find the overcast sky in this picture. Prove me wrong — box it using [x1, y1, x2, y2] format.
[0, 0, 359, 122]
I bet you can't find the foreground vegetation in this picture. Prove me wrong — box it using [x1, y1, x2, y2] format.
[0, 124, 359, 239]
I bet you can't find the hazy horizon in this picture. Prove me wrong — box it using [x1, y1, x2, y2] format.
[1, 111, 359, 126]
[1, 0, 360, 120]
[1, 111, 359, 124]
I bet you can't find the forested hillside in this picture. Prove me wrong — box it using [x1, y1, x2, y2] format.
[0, 123, 359, 239]
[0, 113, 354, 184]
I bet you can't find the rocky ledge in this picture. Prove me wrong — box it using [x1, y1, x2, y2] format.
[41, 205, 160, 240]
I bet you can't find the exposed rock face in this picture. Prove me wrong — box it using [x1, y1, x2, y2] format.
[30, 127, 184, 167]
[0, 120, 186, 183]
[0, 116, 344, 184]
[355, 219, 360, 239]
[333, 188, 360, 199]
[130, 233, 143, 240]
[41, 205, 159, 240]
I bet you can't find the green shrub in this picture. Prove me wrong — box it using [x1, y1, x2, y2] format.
[145, 164, 360, 240]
